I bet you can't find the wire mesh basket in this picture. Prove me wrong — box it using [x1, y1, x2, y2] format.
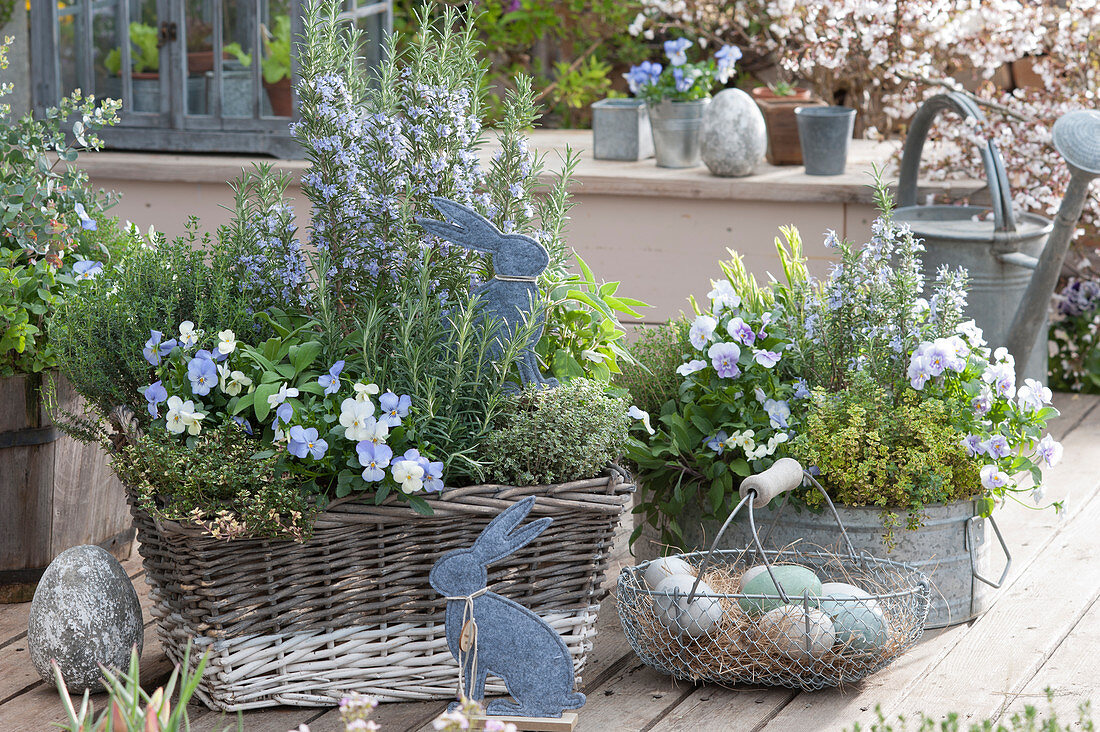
[617, 459, 932, 690]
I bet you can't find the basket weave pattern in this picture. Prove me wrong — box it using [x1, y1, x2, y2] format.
[130, 474, 632, 711]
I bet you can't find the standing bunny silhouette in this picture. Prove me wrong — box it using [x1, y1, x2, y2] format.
[417, 198, 558, 389]
[429, 497, 585, 718]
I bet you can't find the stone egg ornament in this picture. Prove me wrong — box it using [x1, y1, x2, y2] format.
[755, 605, 836, 662]
[818, 590, 889, 653]
[700, 88, 767, 177]
[652, 574, 725, 638]
[643, 556, 696, 590]
[28, 545, 143, 693]
[739, 565, 822, 615]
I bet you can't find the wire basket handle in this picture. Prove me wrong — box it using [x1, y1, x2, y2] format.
[687, 459, 857, 603]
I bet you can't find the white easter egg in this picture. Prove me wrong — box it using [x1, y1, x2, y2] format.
[653, 574, 725, 637]
[643, 556, 696, 590]
[821, 582, 877, 608]
[755, 604, 835, 662]
[740, 565, 777, 591]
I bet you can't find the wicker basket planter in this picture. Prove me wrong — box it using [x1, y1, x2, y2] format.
[130, 472, 633, 711]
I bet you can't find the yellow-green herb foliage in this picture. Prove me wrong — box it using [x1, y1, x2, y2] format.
[792, 374, 980, 525]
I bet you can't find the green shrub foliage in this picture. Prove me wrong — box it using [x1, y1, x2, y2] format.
[483, 379, 630, 485]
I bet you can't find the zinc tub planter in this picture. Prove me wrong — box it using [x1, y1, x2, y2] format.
[677, 498, 1007, 629]
[129, 472, 633, 710]
[0, 373, 134, 603]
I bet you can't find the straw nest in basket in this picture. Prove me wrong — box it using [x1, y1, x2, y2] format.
[626, 559, 921, 686]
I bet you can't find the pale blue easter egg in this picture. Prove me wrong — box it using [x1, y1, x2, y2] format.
[818, 591, 889, 652]
[738, 565, 822, 614]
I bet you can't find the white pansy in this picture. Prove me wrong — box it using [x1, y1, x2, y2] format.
[178, 320, 199, 348]
[267, 382, 300, 408]
[165, 396, 188, 434]
[340, 397, 377, 441]
[217, 329, 237, 356]
[354, 382, 381, 401]
[392, 460, 425, 494]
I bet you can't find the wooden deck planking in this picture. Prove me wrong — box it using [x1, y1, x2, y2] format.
[1005, 593, 1100, 723]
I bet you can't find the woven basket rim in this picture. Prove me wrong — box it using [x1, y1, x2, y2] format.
[136, 466, 634, 541]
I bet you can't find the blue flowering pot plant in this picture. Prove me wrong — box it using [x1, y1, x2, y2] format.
[0, 42, 137, 603]
[625, 39, 741, 168]
[46, 1, 647, 710]
[621, 177, 1064, 629]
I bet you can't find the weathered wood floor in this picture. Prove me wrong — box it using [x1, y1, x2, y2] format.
[3, 393, 1099, 732]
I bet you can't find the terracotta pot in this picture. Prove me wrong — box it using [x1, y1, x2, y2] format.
[751, 86, 824, 166]
[187, 50, 236, 75]
[264, 76, 293, 117]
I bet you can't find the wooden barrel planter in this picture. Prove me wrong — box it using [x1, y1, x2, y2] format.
[0, 373, 134, 603]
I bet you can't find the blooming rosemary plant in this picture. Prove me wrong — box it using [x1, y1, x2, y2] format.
[624, 38, 741, 104]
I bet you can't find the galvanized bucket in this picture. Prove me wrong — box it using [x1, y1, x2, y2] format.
[894, 93, 1054, 383]
[679, 498, 1010, 629]
[592, 98, 654, 161]
[648, 99, 710, 169]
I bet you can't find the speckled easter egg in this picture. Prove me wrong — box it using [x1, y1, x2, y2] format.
[755, 605, 835, 662]
[739, 565, 822, 614]
[818, 590, 889, 653]
[28, 545, 143, 693]
[653, 574, 725, 637]
[643, 556, 696, 590]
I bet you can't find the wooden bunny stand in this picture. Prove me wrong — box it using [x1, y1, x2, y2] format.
[429, 497, 584, 731]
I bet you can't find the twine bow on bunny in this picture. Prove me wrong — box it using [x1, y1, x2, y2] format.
[443, 586, 488, 699]
[428, 497, 585, 719]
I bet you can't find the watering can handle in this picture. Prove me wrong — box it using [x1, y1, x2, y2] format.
[896, 92, 1018, 234]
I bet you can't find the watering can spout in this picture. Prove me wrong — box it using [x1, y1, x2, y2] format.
[1006, 110, 1100, 382]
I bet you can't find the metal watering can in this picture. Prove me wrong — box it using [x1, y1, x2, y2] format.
[894, 92, 1100, 383]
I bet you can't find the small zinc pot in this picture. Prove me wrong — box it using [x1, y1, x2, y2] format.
[795, 105, 856, 176]
[647, 98, 710, 169]
[675, 498, 1009, 629]
[592, 98, 654, 161]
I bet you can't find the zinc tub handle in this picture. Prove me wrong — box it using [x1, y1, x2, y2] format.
[966, 514, 1012, 589]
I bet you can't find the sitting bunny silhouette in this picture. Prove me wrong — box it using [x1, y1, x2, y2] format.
[417, 198, 558, 389]
[428, 496, 585, 718]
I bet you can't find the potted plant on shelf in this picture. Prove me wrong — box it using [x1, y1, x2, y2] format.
[103, 22, 160, 112]
[625, 39, 742, 168]
[0, 42, 134, 603]
[623, 177, 1062, 629]
[48, 1, 640, 710]
[751, 81, 824, 165]
[262, 14, 293, 116]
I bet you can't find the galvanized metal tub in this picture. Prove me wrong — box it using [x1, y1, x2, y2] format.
[893, 92, 1054, 384]
[678, 499, 1009, 629]
[648, 99, 710, 169]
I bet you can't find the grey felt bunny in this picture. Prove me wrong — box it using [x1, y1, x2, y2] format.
[417, 197, 558, 389]
[428, 497, 585, 718]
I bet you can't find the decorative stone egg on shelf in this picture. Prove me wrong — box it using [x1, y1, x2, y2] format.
[643, 556, 696, 590]
[739, 564, 822, 614]
[754, 605, 836, 662]
[652, 574, 725, 638]
[27, 545, 144, 693]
